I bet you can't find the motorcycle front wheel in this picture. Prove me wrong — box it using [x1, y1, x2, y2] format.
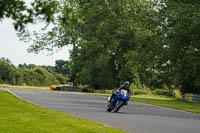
[114, 101, 123, 112]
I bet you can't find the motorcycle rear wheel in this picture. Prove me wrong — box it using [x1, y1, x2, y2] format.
[107, 108, 112, 112]
[106, 103, 112, 112]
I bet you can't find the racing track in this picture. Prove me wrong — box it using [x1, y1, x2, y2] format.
[7, 90, 200, 133]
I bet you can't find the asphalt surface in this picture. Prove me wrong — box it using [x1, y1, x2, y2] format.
[6, 89, 200, 133]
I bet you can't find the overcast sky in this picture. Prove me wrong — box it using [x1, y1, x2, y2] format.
[0, 19, 71, 66]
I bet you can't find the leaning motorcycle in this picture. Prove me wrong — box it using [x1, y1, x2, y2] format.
[106, 90, 130, 112]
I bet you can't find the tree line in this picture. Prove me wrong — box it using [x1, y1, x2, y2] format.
[1, 0, 200, 94]
[0, 57, 70, 86]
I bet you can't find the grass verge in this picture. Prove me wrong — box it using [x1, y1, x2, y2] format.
[0, 90, 126, 133]
[0, 84, 50, 91]
[133, 95, 200, 114]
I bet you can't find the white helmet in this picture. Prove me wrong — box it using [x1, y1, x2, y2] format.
[124, 81, 130, 86]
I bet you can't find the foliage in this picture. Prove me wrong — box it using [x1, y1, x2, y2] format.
[55, 74, 69, 84]
[19, 60, 70, 76]
[153, 89, 173, 96]
[0, 57, 22, 85]
[0, 58, 68, 86]
[19, 63, 37, 69]
[123, 0, 200, 94]
[130, 84, 152, 95]
[0, 0, 58, 31]
[23, 67, 59, 86]
[2, 0, 200, 94]
[155, 0, 200, 94]
[133, 89, 148, 95]
[173, 89, 182, 100]
[55, 60, 70, 75]
[41, 65, 57, 74]
[66, 0, 145, 89]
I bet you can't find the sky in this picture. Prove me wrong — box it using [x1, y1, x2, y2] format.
[0, 19, 71, 66]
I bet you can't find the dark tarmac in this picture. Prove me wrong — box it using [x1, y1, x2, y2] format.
[7, 89, 200, 133]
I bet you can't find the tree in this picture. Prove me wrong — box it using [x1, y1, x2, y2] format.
[0, 57, 63, 86]
[55, 60, 70, 75]
[0, 58, 16, 84]
[24, 0, 159, 89]
[0, 0, 58, 31]
[18, 63, 37, 69]
[18, 63, 28, 69]
[55, 74, 69, 84]
[15, 0, 200, 93]
[66, 0, 138, 89]
[41, 65, 57, 74]
[23, 67, 59, 86]
[161, 0, 200, 93]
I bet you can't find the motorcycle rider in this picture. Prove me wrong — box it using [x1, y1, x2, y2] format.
[109, 81, 132, 105]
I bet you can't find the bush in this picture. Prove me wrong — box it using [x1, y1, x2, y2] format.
[143, 85, 153, 95]
[130, 84, 138, 90]
[23, 67, 60, 86]
[130, 84, 152, 95]
[173, 89, 182, 99]
[134, 89, 148, 95]
[55, 74, 69, 84]
[153, 89, 173, 96]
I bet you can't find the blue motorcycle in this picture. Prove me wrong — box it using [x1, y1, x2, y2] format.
[107, 90, 130, 112]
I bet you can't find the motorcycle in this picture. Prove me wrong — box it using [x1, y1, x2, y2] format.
[106, 89, 130, 112]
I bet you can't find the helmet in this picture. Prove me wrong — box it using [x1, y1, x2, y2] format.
[124, 81, 130, 86]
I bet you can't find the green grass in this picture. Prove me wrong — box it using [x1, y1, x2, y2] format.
[134, 95, 176, 100]
[0, 90, 126, 133]
[133, 95, 200, 114]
